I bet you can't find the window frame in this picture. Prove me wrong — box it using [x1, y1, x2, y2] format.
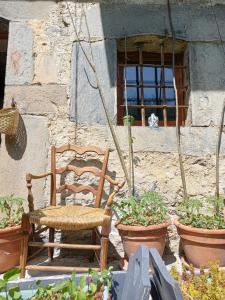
[117, 51, 187, 126]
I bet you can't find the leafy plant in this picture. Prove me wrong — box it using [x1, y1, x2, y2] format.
[0, 267, 113, 300]
[177, 196, 225, 229]
[0, 195, 24, 229]
[0, 268, 22, 300]
[114, 192, 167, 226]
[170, 261, 225, 300]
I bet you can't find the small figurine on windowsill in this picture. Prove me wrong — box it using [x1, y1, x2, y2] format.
[148, 113, 159, 129]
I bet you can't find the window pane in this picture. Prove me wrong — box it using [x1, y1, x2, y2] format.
[124, 66, 137, 85]
[167, 108, 176, 121]
[145, 108, 163, 122]
[143, 67, 156, 85]
[124, 87, 139, 105]
[123, 107, 141, 121]
[144, 88, 161, 105]
[165, 68, 173, 84]
[165, 88, 175, 106]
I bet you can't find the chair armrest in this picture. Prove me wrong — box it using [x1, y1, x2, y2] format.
[26, 172, 52, 212]
[26, 172, 52, 181]
[104, 179, 125, 216]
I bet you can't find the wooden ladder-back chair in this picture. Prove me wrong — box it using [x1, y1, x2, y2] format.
[20, 144, 124, 278]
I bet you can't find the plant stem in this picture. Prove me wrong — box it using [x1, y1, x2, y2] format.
[173, 78, 188, 199]
[66, 2, 130, 190]
[128, 123, 135, 195]
[124, 36, 134, 196]
[167, 0, 188, 200]
[215, 99, 225, 214]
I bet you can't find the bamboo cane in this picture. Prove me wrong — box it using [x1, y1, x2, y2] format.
[215, 99, 225, 212]
[167, 0, 188, 200]
[66, 1, 130, 190]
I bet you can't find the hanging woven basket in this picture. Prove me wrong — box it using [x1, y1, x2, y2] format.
[0, 107, 19, 136]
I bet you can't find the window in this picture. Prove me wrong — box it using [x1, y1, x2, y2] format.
[117, 38, 188, 126]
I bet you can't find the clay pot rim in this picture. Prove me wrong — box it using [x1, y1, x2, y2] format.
[0, 224, 22, 234]
[174, 219, 225, 234]
[115, 220, 170, 231]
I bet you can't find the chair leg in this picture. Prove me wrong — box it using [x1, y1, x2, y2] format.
[20, 233, 29, 278]
[48, 228, 55, 260]
[100, 236, 108, 271]
[89, 229, 97, 262]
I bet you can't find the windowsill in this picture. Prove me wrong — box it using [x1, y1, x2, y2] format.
[115, 125, 184, 128]
[110, 126, 218, 156]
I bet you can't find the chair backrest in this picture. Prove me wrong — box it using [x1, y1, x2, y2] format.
[50, 144, 109, 208]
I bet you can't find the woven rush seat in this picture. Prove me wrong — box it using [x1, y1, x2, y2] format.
[29, 205, 107, 231]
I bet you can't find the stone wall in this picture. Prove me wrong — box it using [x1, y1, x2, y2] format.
[1, 0, 225, 256]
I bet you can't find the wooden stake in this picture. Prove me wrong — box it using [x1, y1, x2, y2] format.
[215, 99, 225, 211]
[173, 77, 188, 199]
[138, 46, 145, 126]
[167, 0, 188, 200]
[28, 242, 101, 250]
[25, 265, 100, 273]
[65, 2, 130, 191]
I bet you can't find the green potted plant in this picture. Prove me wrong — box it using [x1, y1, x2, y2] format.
[174, 196, 225, 268]
[0, 195, 24, 272]
[170, 261, 225, 300]
[0, 267, 112, 299]
[114, 191, 170, 259]
[172, 94, 225, 268]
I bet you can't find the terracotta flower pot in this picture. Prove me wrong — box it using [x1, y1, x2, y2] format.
[115, 221, 170, 258]
[174, 219, 225, 268]
[0, 225, 23, 272]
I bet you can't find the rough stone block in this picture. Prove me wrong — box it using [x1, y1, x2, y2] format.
[0, 1, 57, 20]
[5, 21, 33, 85]
[70, 40, 117, 124]
[189, 43, 225, 91]
[188, 43, 225, 126]
[4, 85, 67, 115]
[0, 115, 49, 209]
[85, 3, 225, 41]
[86, 4, 167, 39]
[190, 91, 225, 126]
[33, 53, 58, 84]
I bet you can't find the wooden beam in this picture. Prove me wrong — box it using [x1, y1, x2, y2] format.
[0, 33, 8, 39]
[161, 42, 167, 127]
[120, 104, 188, 108]
[25, 265, 100, 272]
[28, 242, 101, 250]
[118, 63, 186, 68]
[139, 46, 145, 126]
[119, 84, 187, 89]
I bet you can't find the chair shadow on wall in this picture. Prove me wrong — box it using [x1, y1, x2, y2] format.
[5, 114, 27, 160]
[57, 157, 121, 264]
